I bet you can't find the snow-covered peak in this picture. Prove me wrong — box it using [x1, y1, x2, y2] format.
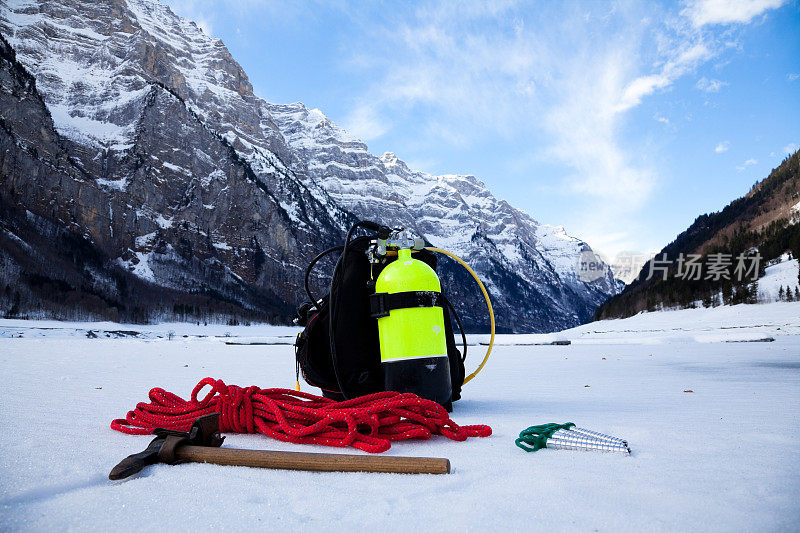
[1, 0, 262, 152]
[380, 151, 407, 170]
[266, 102, 364, 150]
[126, 0, 223, 46]
[537, 224, 581, 244]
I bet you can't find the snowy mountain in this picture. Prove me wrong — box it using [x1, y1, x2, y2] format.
[266, 102, 618, 331]
[0, 0, 618, 332]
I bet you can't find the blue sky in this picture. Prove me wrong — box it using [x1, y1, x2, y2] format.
[163, 0, 799, 259]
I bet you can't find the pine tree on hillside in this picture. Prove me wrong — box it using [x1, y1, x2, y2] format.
[749, 283, 759, 304]
[787, 286, 794, 302]
[794, 286, 799, 300]
[722, 283, 733, 305]
[779, 286, 785, 300]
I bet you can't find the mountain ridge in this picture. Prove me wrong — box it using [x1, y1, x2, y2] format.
[595, 151, 800, 319]
[0, 0, 618, 332]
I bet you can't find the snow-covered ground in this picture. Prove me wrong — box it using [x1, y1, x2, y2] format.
[758, 254, 799, 302]
[1, 302, 798, 531]
[0, 318, 299, 342]
[485, 300, 800, 345]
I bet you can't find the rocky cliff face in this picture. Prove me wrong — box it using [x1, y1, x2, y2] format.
[0, 0, 617, 331]
[0, 32, 293, 322]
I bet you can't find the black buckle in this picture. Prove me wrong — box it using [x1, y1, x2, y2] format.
[369, 293, 389, 319]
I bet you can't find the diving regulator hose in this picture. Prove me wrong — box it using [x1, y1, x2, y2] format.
[425, 247, 495, 385]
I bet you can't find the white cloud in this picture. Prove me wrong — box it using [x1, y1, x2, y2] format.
[337, 1, 782, 251]
[342, 3, 705, 211]
[696, 76, 728, 92]
[616, 43, 713, 113]
[736, 157, 758, 171]
[784, 142, 799, 155]
[788, 73, 799, 82]
[343, 104, 390, 141]
[683, 0, 787, 28]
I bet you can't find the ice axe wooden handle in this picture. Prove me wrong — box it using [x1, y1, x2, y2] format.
[109, 414, 451, 479]
[175, 446, 451, 475]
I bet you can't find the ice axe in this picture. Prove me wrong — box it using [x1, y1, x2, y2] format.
[109, 413, 450, 479]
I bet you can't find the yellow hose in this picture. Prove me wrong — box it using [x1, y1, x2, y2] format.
[425, 247, 494, 385]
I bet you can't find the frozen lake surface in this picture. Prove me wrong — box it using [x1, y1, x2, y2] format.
[0, 302, 798, 531]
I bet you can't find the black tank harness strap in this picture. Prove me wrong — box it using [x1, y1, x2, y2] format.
[369, 291, 444, 319]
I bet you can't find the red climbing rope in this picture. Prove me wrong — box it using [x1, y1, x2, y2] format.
[111, 378, 492, 453]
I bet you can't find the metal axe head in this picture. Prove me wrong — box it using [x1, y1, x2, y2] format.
[109, 413, 225, 480]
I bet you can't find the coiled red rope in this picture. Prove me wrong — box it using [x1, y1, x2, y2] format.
[111, 378, 491, 453]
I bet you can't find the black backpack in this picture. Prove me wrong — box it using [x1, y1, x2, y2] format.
[294, 233, 466, 411]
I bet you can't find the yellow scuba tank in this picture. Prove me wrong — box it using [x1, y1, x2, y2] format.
[371, 243, 452, 405]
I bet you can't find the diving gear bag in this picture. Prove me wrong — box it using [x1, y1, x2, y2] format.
[294, 233, 466, 410]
